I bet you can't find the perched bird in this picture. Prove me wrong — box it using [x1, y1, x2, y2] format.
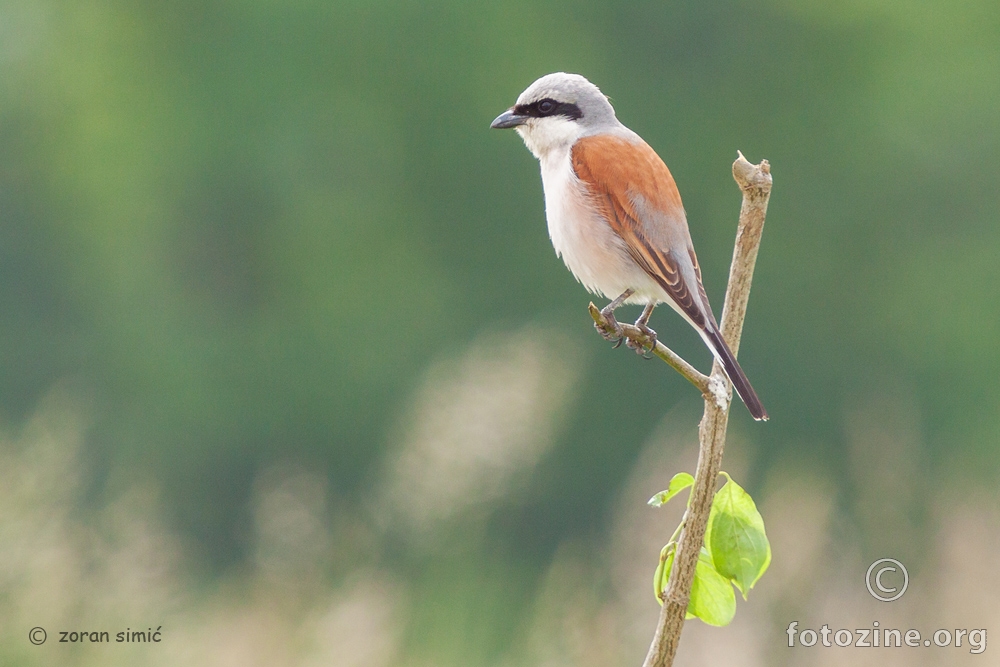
[491, 72, 767, 421]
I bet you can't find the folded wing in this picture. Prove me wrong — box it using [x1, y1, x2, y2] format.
[571, 135, 768, 421]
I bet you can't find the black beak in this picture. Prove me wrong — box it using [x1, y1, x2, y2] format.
[491, 108, 528, 129]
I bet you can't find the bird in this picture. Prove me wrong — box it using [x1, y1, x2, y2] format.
[491, 72, 768, 421]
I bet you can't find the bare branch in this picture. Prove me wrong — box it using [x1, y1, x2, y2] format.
[589, 303, 711, 394]
[640, 153, 772, 667]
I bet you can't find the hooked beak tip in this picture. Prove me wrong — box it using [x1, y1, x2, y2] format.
[491, 109, 527, 129]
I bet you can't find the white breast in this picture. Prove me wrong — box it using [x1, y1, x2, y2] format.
[537, 147, 663, 304]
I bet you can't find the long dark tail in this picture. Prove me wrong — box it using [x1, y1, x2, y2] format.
[702, 327, 768, 421]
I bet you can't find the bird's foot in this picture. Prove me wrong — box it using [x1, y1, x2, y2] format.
[626, 320, 658, 359]
[595, 305, 625, 347]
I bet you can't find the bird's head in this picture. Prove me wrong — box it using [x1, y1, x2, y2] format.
[491, 72, 617, 159]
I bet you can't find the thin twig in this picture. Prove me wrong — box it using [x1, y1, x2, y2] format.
[589, 303, 711, 394]
[640, 153, 772, 667]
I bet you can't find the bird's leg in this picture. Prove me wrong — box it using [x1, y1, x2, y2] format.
[596, 289, 634, 347]
[626, 303, 658, 358]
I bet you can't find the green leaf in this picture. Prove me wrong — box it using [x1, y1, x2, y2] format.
[686, 548, 737, 626]
[707, 473, 771, 600]
[648, 472, 695, 507]
[653, 546, 736, 627]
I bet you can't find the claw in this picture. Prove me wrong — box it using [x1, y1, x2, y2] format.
[594, 289, 633, 351]
[634, 319, 658, 359]
[594, 309, 625, 346]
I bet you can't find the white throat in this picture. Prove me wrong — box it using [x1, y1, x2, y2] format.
[515, 117, 585, 161]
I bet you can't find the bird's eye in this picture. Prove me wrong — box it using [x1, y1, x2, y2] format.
[537, 99, 557, 115]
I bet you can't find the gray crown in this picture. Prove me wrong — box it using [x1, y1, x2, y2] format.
[516, 72, 619, 129]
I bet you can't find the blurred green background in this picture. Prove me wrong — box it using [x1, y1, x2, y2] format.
[1, 1, 999, 665]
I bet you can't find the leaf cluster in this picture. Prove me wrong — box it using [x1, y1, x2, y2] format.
[649, 472, 770, 626]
